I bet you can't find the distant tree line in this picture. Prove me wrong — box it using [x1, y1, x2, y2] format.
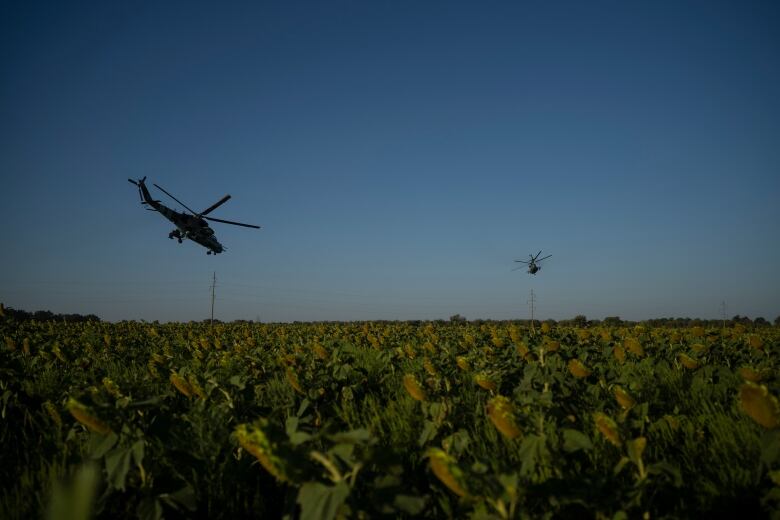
[593, 315, 777, 328]
[449, 314, 780, 328]
[1, 305, 100, 323]
[2, 303, 777, 326]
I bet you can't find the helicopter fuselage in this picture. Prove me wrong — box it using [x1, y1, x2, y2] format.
[514, 251, 550, 275]
[137, 180, 224, 254]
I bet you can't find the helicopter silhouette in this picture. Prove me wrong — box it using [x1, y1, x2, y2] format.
[128, 177, 260, 254]
[513, 250, 551, 275]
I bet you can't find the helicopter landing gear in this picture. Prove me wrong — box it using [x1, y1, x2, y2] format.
[206, 251, 212, 255]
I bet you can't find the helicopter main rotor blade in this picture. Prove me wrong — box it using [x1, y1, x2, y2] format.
[537, 255, 552, 262]
[514, 260, 530, 264]
[200, 195, 231, 216]
[511, 266, 525, 271]
[153, 183, 198, 215]
[203, 216, 261, 229]
[534, 250, 542, 260]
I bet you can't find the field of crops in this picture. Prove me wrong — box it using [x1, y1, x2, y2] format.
[2, 309, 779, 519]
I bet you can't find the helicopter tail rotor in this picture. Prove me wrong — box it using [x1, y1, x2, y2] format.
[129, 178, 143, 203]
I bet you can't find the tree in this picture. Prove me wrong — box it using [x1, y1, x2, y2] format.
[572, 315, 587, 327]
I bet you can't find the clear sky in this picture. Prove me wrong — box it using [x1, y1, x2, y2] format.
[2, 1, 778, 322]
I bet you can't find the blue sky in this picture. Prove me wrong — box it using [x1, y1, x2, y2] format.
[1, 1, 778, 322]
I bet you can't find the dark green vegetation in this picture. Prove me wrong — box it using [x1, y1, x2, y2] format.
[1, 307, 779, 519]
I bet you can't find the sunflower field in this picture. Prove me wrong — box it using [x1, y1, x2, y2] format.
[1, 308, 779, 519]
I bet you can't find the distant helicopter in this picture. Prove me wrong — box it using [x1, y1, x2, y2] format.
[128, 177, 260, 254]
[513, 250, 551, 275]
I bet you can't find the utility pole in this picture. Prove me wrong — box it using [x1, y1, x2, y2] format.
[210, 272, 216, 325]
[528, 289, 537, 333]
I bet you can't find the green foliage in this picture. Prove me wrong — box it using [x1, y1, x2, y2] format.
[46, 463, 100, 520]
[0, 317, 778, 518]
